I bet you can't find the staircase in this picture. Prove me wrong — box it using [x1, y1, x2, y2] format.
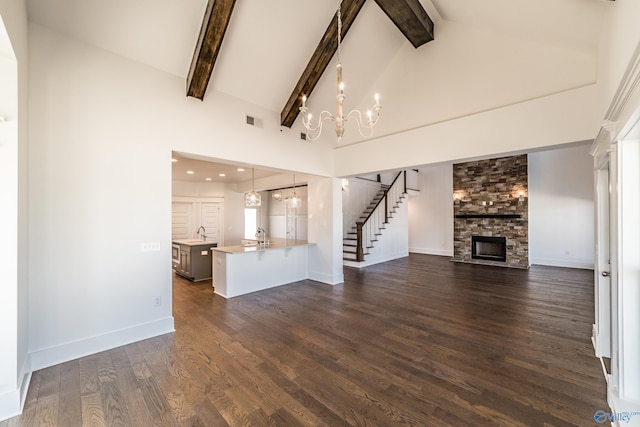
[343, 171, 407, 262]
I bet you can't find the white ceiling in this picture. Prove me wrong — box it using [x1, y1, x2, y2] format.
[171, 152, 283, 184]
[25, 0, 610, 178]
[25, 0, 610, 115]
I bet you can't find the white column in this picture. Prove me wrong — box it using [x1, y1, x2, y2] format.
[617, 138, 640, 402]
[307, 177, 344, 285]
[0, 37, 20, 421]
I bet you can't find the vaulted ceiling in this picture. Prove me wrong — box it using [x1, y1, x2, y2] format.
[26, 0, 610, 143]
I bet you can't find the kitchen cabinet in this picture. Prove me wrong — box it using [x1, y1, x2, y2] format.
[173, 240, 217, 281]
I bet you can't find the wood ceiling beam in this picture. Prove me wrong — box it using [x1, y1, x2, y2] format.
[280, 0, 366, 128]
[373, 0, 434, 48]
[186, 0, 237, 100]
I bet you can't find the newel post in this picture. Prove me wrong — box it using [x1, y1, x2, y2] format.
[403, 170, 407, 194]
[356, 222, 364, 262]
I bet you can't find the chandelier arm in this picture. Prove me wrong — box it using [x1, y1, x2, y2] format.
[343, 110, 373, 138]
[301, 110, 335, 141]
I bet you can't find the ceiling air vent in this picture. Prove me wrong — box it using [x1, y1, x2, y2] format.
[246, 115, 255, 126]
[300, 132, 307, 141]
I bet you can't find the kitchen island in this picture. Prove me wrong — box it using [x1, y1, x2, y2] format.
[212, 238, 314, 298]
[172, 239, 217, 281]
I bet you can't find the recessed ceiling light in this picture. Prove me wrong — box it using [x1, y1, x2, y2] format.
[187, 170, 194, 174]
[237, 168, 245, 172]
[171, 158, 178, 163]
[205, 177, 212, 181]
[219, 173, 226, 177]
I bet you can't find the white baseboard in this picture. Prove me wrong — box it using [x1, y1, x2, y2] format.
[530, 257, 594, 270]
[605, 389, 640, 427]
[0, 354, 32, 422]
[343, 251, 408, 269]
[30, 317, 175, 371]
[0, 388, 22, 423]
[409, 247, 454, 257]
[309, 270, 344, 285]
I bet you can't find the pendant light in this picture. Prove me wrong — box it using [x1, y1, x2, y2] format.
[289, 174, 302, 208]
[245, 168, 261, 207]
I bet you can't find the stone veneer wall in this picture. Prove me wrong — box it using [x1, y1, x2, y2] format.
[452, 155, 529, 268]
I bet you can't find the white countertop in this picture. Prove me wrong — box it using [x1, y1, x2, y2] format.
[213, 238, 313, 254]
[172, 239, 218, 247]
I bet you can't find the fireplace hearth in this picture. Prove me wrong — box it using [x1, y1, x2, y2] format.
[472, 236, 507, 262]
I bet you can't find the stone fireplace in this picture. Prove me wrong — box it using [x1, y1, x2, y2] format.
[452, 155, 529, 268]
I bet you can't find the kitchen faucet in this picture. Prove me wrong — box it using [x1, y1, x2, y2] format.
[255, 227, 268, 246]
[197, 226, 207, 241]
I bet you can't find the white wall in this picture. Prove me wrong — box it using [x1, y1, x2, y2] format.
[0, 0, 29, 421]
[596, 0, 640, 121]
[341, 178, 381, 238]
[27, 23, 334, 371]
[408, 164, 454, 256]
[308, 177, 343, 284]
[335, 85, 599, 177]
[223, 187, 244, 246]
[529, 144, 595, 268]
[347, 19, 596, 144]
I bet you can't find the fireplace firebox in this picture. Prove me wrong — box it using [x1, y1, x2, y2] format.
[471, 236, 507, 262]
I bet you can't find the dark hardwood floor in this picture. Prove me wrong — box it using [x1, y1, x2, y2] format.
[1, 254, 608, 426]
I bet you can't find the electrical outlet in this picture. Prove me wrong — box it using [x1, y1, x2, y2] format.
[140, 242, 161, 252]
[154, 296, 162, 307]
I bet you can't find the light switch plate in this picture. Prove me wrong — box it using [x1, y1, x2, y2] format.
[141, 242, 161, 252]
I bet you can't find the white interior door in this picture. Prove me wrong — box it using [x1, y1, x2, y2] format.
[201, 203, 221, 243]
[594, 165, 612, 359]
[172, 202, 193, 240]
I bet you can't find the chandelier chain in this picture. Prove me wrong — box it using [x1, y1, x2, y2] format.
[337, 0, 342, 64]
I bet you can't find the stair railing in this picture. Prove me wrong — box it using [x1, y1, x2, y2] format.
[355, 171, 407, 262]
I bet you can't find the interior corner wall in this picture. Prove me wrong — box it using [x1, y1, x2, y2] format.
[596, 0, 640, 121]
[408, 164, 454, 257]
[0, 0, 29, 422]
[529, 144, 595, 269]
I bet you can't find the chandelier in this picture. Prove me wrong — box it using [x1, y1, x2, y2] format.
[299, 0, 382, 141]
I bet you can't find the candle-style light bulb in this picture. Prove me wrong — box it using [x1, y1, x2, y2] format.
[339, 82, 344, 92]
[302, 95, 307, 106]
[374, 93, 380, 103]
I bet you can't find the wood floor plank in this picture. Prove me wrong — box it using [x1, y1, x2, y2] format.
[109, 346, 157, 427]
[57, 361, 82, 426]
[1, 255, 609, 426]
